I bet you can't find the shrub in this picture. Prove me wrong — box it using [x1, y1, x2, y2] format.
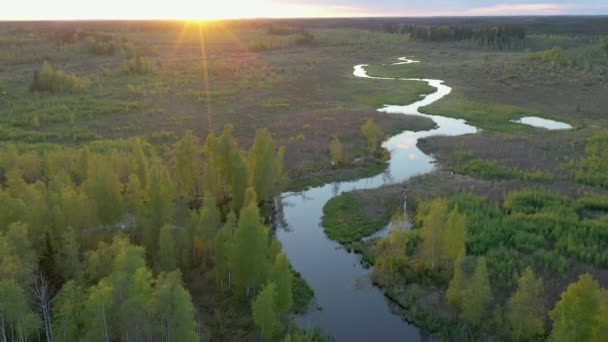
[527, 47, 563, 65]
[30, 61, 91, 93]
[87, 34, 134, 56]
[294, 31, 315, 45]
[124, 54, 155, 74]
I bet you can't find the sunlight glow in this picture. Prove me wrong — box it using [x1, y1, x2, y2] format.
[1, 0, 361, 20]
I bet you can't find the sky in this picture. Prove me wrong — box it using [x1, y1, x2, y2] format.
[1, 0, 608, 20]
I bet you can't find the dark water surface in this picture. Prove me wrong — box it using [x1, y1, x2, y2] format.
[276, 58, 477, 341]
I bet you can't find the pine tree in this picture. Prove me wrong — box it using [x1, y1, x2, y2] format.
[252, 283, 282, 340]
[507, 267, 546, 341]
[271, 253, 293, 314]
[550, 274, 602, 341]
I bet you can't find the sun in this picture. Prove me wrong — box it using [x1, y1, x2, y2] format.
[178, 0, 268, 20]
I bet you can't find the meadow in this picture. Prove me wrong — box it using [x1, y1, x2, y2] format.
[1, 17, 608, 342]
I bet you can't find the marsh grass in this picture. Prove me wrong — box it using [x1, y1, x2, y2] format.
[420, 92, 563, 131]
[322, 186, 404, 244]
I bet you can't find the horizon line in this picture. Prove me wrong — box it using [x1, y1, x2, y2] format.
[2, 14, 608, 22]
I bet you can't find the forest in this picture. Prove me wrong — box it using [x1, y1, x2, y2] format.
[0, 127, 321, 341]
[1, 15, 608, 342]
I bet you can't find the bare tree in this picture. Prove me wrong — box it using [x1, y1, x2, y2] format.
[32, 273, 53, 342]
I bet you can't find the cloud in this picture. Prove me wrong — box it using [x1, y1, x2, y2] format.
[465, 3, 577, 16]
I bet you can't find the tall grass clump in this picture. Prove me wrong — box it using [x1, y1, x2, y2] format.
[30, 61, 91, 93]
[87, 34, 134, 56]
[570, 131, 608, 188]
[123, 54, 155, 74]
[527, 39, 608, 70]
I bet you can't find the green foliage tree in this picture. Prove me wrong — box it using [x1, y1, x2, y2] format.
[248, 128, 285, 202]
[83, 279, 114, 342]
[213, 226, 233, 291]
[446, 249, 466, 309]
[361, 118, 383, 154]
[507, 267, 546, 341]
[150, 271, 198, 342]
[233, 201, 269, 296]
[443, 208, 466, 265]
[420, 198, 449, 269]
[157, 224, 177, 272]
[459, 257, 492, 325]
[131, 138, 149, 189]
[550, 274, 603, 341]
[375, 230, 408, 277]
[84, 155, 125, 225]
[141, 161, 175, 260]
[54, 226, 81, 280]
[173, 130, 202, 197]
[594, 290, 608, 342]
[0, 279, 41, 342]
[52, 280, 83, 342]
[271, 253, 293, 314]
[329, 136, 345, 166]
[252, 282, 282, 341]
[30, 61, 91, 93]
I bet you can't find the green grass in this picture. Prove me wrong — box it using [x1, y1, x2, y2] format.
[570, 130, 608, 188]
[321, 186, 404, 244]
[456, 159, 553, 182]
[420, 92, 559, 131]
[365, 63, 427, 79]
[291, 269, 315, 314]
[287, 158, 388, 192]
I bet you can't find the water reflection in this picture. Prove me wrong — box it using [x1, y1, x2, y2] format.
[511, 116, 573, 130]
[276, 57, 477, 341]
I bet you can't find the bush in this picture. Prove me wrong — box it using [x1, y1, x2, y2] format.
[87, 34, 133, 56]
[527, 47, 563, 65]
[571, 131, 608, 188]
[124, 54, 155, 74]
[30, 61, 91, 93]
[294, 31, 315, 45]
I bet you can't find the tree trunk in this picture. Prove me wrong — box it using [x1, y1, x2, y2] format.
[33, 273, 53, 342]
[101, 304, 109, 342]
[0, 312, 8, 342]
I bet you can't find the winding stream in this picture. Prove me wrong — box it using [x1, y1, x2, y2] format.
[276, 57, 478, 341]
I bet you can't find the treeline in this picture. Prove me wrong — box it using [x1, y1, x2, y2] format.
[0, 126, 315, 341]
[372, 190, 608, 341]
[378, 23, 526, 49]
